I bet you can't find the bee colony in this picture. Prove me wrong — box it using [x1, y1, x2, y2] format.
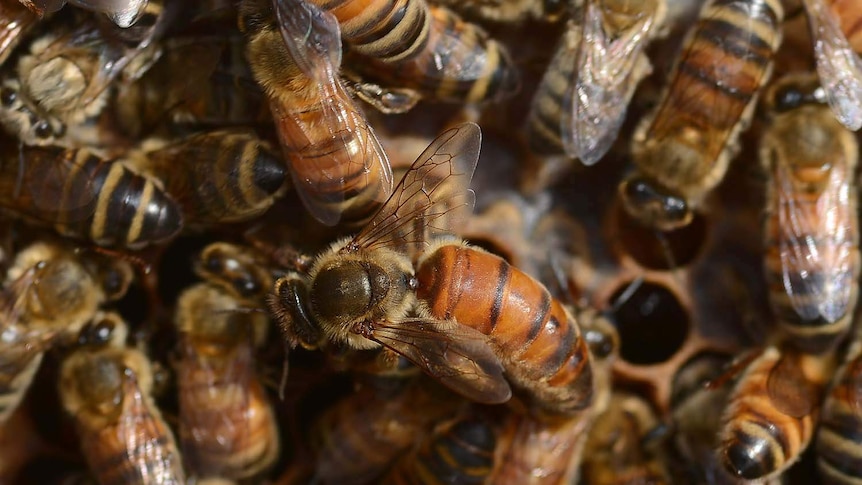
[0, 0, 860, 483]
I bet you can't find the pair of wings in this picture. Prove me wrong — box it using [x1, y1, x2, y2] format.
[560, 0, 660, 165]
[804, 0, 862, 131]
[772, 145, 856, 325]
[271, 0, 393, 227]
[645, 0, 780, 168]
[104, 367, 186, 484]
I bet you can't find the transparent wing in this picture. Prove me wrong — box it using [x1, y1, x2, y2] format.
[271, 0, 392, 227]
[562, 0, 655, 165]
[776, 157, 855, 323]
[0, 2, 37, 67]
[365, 318, 511, 404]
[646, 0, 779, 162]
[178, 338, 253, 476]
[70, 0, 149, 27]
[766, 352, 817, 418]
[346, 123, 481, 255]
[274, 0, 342, 80]
[804, 0, 862, 131]
[117, 369, 184, 483]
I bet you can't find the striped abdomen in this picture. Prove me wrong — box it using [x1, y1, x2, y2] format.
[312, 0, 430, 63]
[0, 146, 182, 249]
[245, 27, 390, 226]
[179, 342, 279, 480]
[632, 0, 782, 200]
[416, 244, 593, 415]
[718, 348, 817, 481]
[827, 0, 862, 52]
[384, 414, 496, 485]
[761, 104, 860, 353]
[816, 346, 862, 484]
[348, 4, 519, 103]
[140, 130, 287, 226]
[312, 383, 452, 485]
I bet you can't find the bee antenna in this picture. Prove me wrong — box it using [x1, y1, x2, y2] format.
[278, 341, 290, 401]
[14, 140, 24, 199]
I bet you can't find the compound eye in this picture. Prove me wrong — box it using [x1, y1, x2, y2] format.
[233, 276, 260, 297]
[773, 85, 804, 112]
[33, 119, 53, 139]
[0, 87, 15, 107]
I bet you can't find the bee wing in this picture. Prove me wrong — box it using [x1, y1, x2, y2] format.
[116, 369, 184, 483]
[0, 145, 100, 222]
[766, 352, 818, 418]
[17, 0, 65, 16]
[776, 155, 855, 323]
[347, 123, 481, 255]
[0, 3, 36, 67]
[561, 1, 655, 165]
[274, 0, 342, 80]
[645, 0, 778, 162]
[366, 319, 511, 404]
[178, 337, 255, 476]
[69, 0, 149, 27]
[804, 0, 862, 131]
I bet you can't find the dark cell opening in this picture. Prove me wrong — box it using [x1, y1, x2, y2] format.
[616, 206, 708, 270]
[610, 280, 689, 365]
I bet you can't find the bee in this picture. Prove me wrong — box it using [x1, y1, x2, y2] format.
[761, 74, 860, 354]
[59, 343, 186, 484]
[195, 242, 280, 305]
[175, 283, 279, 481]
[527, 0, 666, 165]
[239, 0, 394, 227]
[816, 339, 862, 484]
[383, 410, 497, 485]
[0, 241, 117, 425]
[0, 16, 169, 147]
[126, 129, 288, 227]
[313, 0, 519, 105]
[717, 346, 833, 481]
[270, 122, 599, 414]
[18, 0, 149, 27]
[311, 379, 457, 485]
[801, 0, 862, 130]
[618, 0, 783, 231]
[0, 143, 183, 249]
[581, 392, 670, 485]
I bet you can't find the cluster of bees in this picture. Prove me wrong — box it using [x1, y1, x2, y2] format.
[0, 0, 861, 483]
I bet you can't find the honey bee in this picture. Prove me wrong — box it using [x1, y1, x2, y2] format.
[761, 74, 860, 354]
[239, 0, 394, 227]
[527, 0, 666, 165]
[801, 0, 862, 130]
[270, 122, 600, 413]
[127, 129, 288, 227]
[175, 283, 279, 481]
[18, 0, 149, 27]
[0, 143, 183, 249]
[315, 0, 520, 105]
[816, 339, 862, 484]
[0, 19, 164, 147]
[717, 346, 833, 481]
[195, 242, 279, 304]
[618, 0, 783, 231]
[59, 344, 186, 484]
[581, 392, 671, 485]
[311, 379, 457, 485]
[383, 410, 497, 485]
[0, 241, 109, 425]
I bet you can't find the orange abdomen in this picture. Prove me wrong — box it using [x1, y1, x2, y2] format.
[416, 244, 593, 414]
